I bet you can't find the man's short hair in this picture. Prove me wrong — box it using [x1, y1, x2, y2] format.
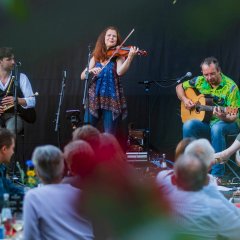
[0, 128, 15, 149]
[0, 47, 14, 60]
[174, 153, 208, 191]
[64, 140, 95, 178]
[175, 137, 195, 160]
[200, 56, 221, 71]
[72, 125, 100, 149]
[185, 138, 215, 168]
[32, 145, 64, 183]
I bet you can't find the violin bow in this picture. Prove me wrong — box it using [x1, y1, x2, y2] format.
[100, 28, 135, 73]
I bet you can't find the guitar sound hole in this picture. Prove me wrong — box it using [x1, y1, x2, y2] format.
[195, 105, 200, 114]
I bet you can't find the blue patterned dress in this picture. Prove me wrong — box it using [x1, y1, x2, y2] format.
[88, 58, 127, 120]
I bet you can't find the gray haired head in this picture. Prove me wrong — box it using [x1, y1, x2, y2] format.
[185, 138, 215, 168]
[32, 145, 64, 184]
[200, 56, 221, 71]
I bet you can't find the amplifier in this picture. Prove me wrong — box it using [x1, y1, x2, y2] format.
[126, 152, 148, 162]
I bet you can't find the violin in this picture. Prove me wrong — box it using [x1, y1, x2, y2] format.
[107, 46, 147, 57]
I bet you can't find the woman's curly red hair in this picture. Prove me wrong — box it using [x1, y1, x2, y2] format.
[92, 26, 122, 62]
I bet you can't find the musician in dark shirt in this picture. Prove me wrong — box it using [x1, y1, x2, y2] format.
[0, 47, 36, 133]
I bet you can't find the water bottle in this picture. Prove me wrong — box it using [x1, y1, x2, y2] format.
[0, 224, 4, 239]
[161, 153, 167, 169]
[1, 193, 13, 237]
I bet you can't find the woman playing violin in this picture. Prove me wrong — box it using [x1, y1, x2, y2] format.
[81, 26, 138, 135]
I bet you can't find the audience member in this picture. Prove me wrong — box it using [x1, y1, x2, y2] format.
[157, 138, 216, 193]
[80, 133, 176, 240]
[184, 138, 215, 168]
[174, 153, 208, 191]
[175, 137, 195, 160]
[185, 138, 225, 185]
[66, 133, 174, 239]
[157, 138, 239, 221]
[63, 140, 96, 186]
[23, 145, 94, 240]
[166, 153, 240, 239]
[98, 132, 126, 163]
[158, 137, 240, 238]
[0, 128, 24, 206]
[185, 138, 217, 182]
[72, 124, 101, 149]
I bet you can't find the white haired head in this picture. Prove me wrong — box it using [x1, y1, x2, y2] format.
[184, 138, 215, 167]
[32, 145, 64, 183]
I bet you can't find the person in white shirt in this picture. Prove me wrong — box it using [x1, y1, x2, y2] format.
[0, 47, 36, 133]
[157, 152, 240, 240]
[157, 138, 217, 191]
[23, 145, 94, 240]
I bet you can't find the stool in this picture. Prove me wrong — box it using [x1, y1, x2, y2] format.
[225, 133, 240, 181]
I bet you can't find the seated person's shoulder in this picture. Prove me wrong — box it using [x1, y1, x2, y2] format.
[156, 170, 174, 186]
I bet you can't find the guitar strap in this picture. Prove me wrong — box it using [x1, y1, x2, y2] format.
[212, 95, 225, 106]
[204, 94, 213, 98]
[199, 91, 224, 106]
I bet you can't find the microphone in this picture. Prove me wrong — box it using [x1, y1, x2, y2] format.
[176, 72, 192, 84]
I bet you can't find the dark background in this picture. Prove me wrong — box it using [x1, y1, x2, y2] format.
[1, 0, 240, 163]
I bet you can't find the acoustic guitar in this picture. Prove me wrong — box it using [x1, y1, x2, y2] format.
[181, 88, 238, 123]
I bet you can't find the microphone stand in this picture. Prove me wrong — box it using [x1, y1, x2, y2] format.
[11, 64, 20, 177]
[55, 70, 66, 148]
[136, 73, 192, 162]
[138, 80, 154, 161]
[82, 45, 91, 124]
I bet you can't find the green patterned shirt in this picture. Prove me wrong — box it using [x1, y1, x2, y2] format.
[182, 73, 240, 126]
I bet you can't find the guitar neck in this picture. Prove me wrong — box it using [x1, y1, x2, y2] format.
[197, 105, 224, 112]
[196, 105, 238, 113]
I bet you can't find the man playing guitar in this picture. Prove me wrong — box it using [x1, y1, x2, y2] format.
[0, 47, 36, 133]
[176, 56, 240, 179]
